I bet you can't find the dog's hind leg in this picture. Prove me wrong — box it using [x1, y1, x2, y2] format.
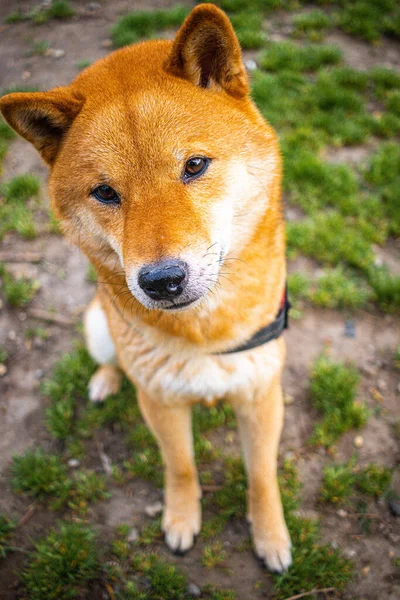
[137, 388, 201, 554]
[231, 373, 292, 574]
[84, 295, 122, 403]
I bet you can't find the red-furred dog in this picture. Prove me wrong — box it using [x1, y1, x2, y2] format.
[0, 4, 291, 572]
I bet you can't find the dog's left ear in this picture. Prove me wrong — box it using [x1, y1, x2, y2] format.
[0, 88, 84, 165]
[164, 3, 249, 99]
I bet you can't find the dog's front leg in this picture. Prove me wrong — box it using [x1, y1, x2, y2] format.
[137, 389, 201, 554]
[232, 374, 292, 573]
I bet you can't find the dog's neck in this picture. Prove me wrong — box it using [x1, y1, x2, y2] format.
[85, 198, 286, 351]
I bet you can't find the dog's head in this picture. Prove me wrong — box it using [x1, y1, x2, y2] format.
[0, 4, 280, 313]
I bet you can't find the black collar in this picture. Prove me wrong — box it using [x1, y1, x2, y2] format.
[215, 284, 290, 355]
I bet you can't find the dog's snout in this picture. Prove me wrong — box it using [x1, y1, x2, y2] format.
[138, 260, 187, 301]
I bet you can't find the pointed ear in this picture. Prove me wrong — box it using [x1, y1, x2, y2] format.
[164, 3, 249, 99]
[0, 88, 84, 165]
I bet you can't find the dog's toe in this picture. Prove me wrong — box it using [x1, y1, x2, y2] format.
[254, 535, 292, 573]
[163, 507, 201, 555]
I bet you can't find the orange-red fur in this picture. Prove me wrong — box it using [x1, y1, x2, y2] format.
[0, 4, 291, 571]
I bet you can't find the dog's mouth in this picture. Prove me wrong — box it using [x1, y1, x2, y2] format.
[163, 298, 198, 311]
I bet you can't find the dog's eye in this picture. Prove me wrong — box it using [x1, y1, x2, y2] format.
[92, 185, 120, 205]
[183, 157, 210, 182]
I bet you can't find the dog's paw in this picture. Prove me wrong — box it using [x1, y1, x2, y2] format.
[88, 365, 122, 403]
[253, 531, 292, 573]
[162, 502, 201, 554]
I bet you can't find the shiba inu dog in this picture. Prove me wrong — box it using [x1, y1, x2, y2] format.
[0, 4, 291, 572]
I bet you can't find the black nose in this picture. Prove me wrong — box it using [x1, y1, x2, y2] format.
[138, 259, 187, 301]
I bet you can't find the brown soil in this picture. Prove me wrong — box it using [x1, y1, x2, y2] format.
[0, 2, 399, 599]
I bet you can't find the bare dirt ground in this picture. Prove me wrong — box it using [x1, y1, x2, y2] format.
[0, 2, 399, 599]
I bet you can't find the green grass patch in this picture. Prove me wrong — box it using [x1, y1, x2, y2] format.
[76, 59, 92, 70]
[320, 460, 357, 504]
[260, 41, 341, 73]
[0, 514, 16, 558]
[0, 174, 40, 240]
[321, 460, 392, 504]
[309, 355, 368, 448]
[309, 267, 371, 310]
[367, 266, 400, 312]
[111, 6, 188, 47]
[11, 447, 70, 501]
[21, 522, 98, 600]
[292, 9, 332, 41]
[230, 11, 265, 49]
[338, 0, 400, 43]
[202, 541, 228, 568]
[0, 263, 39, 307]
[6, 1, 75, 26]
[11, 446, 110, 512]
[365, 142, 400, 237]
[131, 553, 187, 600]
[356, 464, 392, 497]
[287, 212, 375, 271]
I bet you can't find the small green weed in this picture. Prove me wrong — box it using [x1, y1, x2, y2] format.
[131, 553, 187, 600]
[367, 267, 400, 312]
[395, 346, 400, 369]
[22, 522, 98, 600]
[76, 59, 92, 70]
[0, 345, 8, 363]
[356, 464, 392, 497]
[202, 540, 228, 568]
[3, 174, 40, 202]
[320, 460, 357, 504]
[338, 0, 400, 43]
[230, 11, 265, 49]
[309, 267, 371, 310]
[292, 10, 332, 41]
[0, 514, 15, 558]
[111, 6, 188, 47]
[260, 42, 341, 73]
[42, 344, 96, 440]
[28, 40, 49, 56]
[309, 355, 368, 448]
[0, 265, 39, 307]
[321, 461, 392, 504]
[0, 174, 40, 240]
[11, 447, 70, 500]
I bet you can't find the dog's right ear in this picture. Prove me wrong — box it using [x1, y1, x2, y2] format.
[164, 3, 249, 99]
[0, 88, 84, 165]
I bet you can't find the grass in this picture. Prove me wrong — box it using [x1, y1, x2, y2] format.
[6, 1, 75, 25]
[260, 42, 342, 73]
[202, 541, 228, 568]
[320, 460, 357, 504]
[309, 355, 368, 448]
[111, 6, 188, 47]
[0, 263, 39, 307]
[292, 10, 332, 41]
[0, 118, 16, 165]
[21, 522, 98, 600]
[308, 267, 371, 310]
[27, 40, 50, 56]
[0, 345, 8, 363]
[321, 460, 392, 504]
[11, 447, 70, 501]
[11, 446, 109, 513]
[76, 59, 92, 70]
[0, 514, 15, 558]
[0, 174, 40, 240]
